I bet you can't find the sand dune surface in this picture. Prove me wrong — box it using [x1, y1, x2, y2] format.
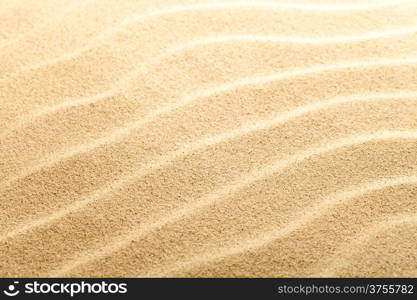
[0, 0, 416, 277]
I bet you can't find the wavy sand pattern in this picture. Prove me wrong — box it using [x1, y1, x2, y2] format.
[0, 0, 416, 277]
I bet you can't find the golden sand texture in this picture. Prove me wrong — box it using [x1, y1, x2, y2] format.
[0, 0, 416, 277]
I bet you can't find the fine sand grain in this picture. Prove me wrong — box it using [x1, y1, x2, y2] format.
[0, 0, 416, 277]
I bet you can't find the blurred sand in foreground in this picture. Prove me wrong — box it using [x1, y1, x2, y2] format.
[0, 0, 416, 277]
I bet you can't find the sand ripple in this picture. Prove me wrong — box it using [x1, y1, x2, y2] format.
[0, 0, 416, 277]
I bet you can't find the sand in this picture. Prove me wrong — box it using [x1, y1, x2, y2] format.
[0, 0, 416, 278]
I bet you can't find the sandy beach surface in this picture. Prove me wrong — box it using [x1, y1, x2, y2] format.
[0, 0, 416, 277]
